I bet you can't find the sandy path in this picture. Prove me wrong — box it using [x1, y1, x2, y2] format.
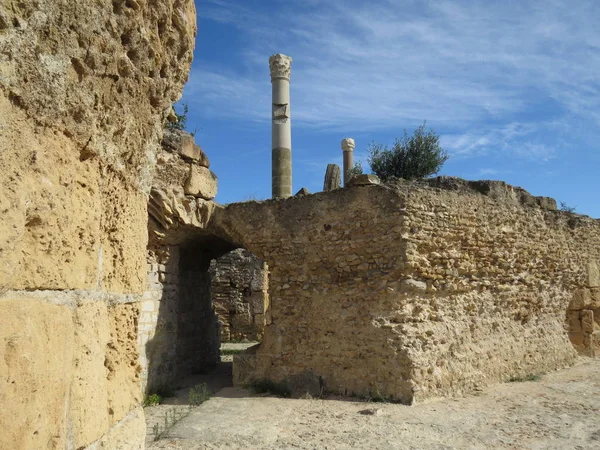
[146, 358, 600, 450]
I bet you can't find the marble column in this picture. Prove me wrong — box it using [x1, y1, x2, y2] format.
[341, 138, 355, 187]
[269, 54, 293, 198]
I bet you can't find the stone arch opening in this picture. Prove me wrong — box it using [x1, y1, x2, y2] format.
[141, 230, 269, 400]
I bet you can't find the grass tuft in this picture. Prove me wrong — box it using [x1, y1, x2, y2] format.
[143, 393, 162, 407]
[221, 348, 244, 356]
[508, 374, 542, 382]
[189, 383, 211, 406]
[150, 383, 211, 442]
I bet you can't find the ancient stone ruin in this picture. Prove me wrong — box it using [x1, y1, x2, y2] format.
[341, 137, 355, 186]
[1, 1, 599, 448]
[270, 53, 293, 199]
[0, 0, 196, 448]
[209, 249, 269, 342]
[323, 163, 342, 191]
[214, 179, 600, 403]
[144, 149, 600, 405]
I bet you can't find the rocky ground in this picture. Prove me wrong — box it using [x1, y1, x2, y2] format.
[145, 355, 600, 450]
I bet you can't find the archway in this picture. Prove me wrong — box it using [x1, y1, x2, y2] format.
[141, 231, 269, 400]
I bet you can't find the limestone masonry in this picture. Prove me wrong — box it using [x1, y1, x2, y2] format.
[145, 155, 600, 404]
[142, 128, 220, 393]
[212, 179, 599, 403]
[1, 3, 599, 447]
[0, 0, 196, 448]
[210, 249, 269, 342]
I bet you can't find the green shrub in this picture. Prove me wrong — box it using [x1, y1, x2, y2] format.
[508, 374, 541, 382]
[188, 383, 210, 406]
[221, 348, 243, 356]
[143, 393, 162, 407]
[166, 103, 189, 132]
[368, 122, 448, 181]
[346, 161, 364, 181]
[559, 201, 576, 213]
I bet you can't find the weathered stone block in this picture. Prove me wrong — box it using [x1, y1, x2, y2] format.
[69, 303, 111, 449]
[250, 293, 267, 314]
[232, 345, 259, 386]
[582, 333, 596, 357]
[348, 174, 381, 186]
[288, 370, 322, 398]
[581, 310, 595, 333]
[0, 124, 102, 290]
[591, 290, 600, 309]
[588, 261, 600, 288]
[162, 129, 210, 167]
[106, 303, 142, 426]
[567, 311, 583, 333]
[254, 313, 266, 327]
[568, 331, 586, 348]
[569, 288, 591, 310]
[232, 312, 253, 329]
[323, 164, 341, 192]
[400, 278, 428, 292]
[0, 299, 74, 450]
[184, 165, 218, 200]
[96, 407, 146, 450]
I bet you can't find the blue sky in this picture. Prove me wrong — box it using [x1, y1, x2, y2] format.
[181, 0, 599, 217]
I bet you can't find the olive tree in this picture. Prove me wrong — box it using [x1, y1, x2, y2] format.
[368, 122, 448, 181]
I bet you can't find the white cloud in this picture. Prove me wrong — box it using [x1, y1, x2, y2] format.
[188, 0, 600, 157]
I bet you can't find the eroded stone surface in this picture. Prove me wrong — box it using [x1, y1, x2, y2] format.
[184, 165, 218, 200]
[347, 174, 381, 186]
[210, 249, 269, 342]
[209, 180, 599, 403]
[269, 53, 292, 80]
[323, 164, 341, 191]
[106, 303, 143, 425]
[0, 0, 196, 181]
[0, 299, 74, 450]
[162, 129, 210, 167]
[1, 0, 196, 447]
[96, 407, 146, 450]
[70, 303, 111, 448]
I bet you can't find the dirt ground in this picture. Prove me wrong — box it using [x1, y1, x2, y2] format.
[145, 353, 600, 450]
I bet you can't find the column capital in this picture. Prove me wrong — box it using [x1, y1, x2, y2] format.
[269, 54, 292, 81]
[341, 138, 355, 152]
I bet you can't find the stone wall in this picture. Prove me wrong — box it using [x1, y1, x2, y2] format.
[144, 140, 599, 405]
[141, 129, 223, 393]
[210, 249, 269, 342]
[140, 242, 222, 394]
[207, 179, 600, 404]
[141, 240, 222, 395]
[566, 267, 600, 357]
[0, 0, 196, 448]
